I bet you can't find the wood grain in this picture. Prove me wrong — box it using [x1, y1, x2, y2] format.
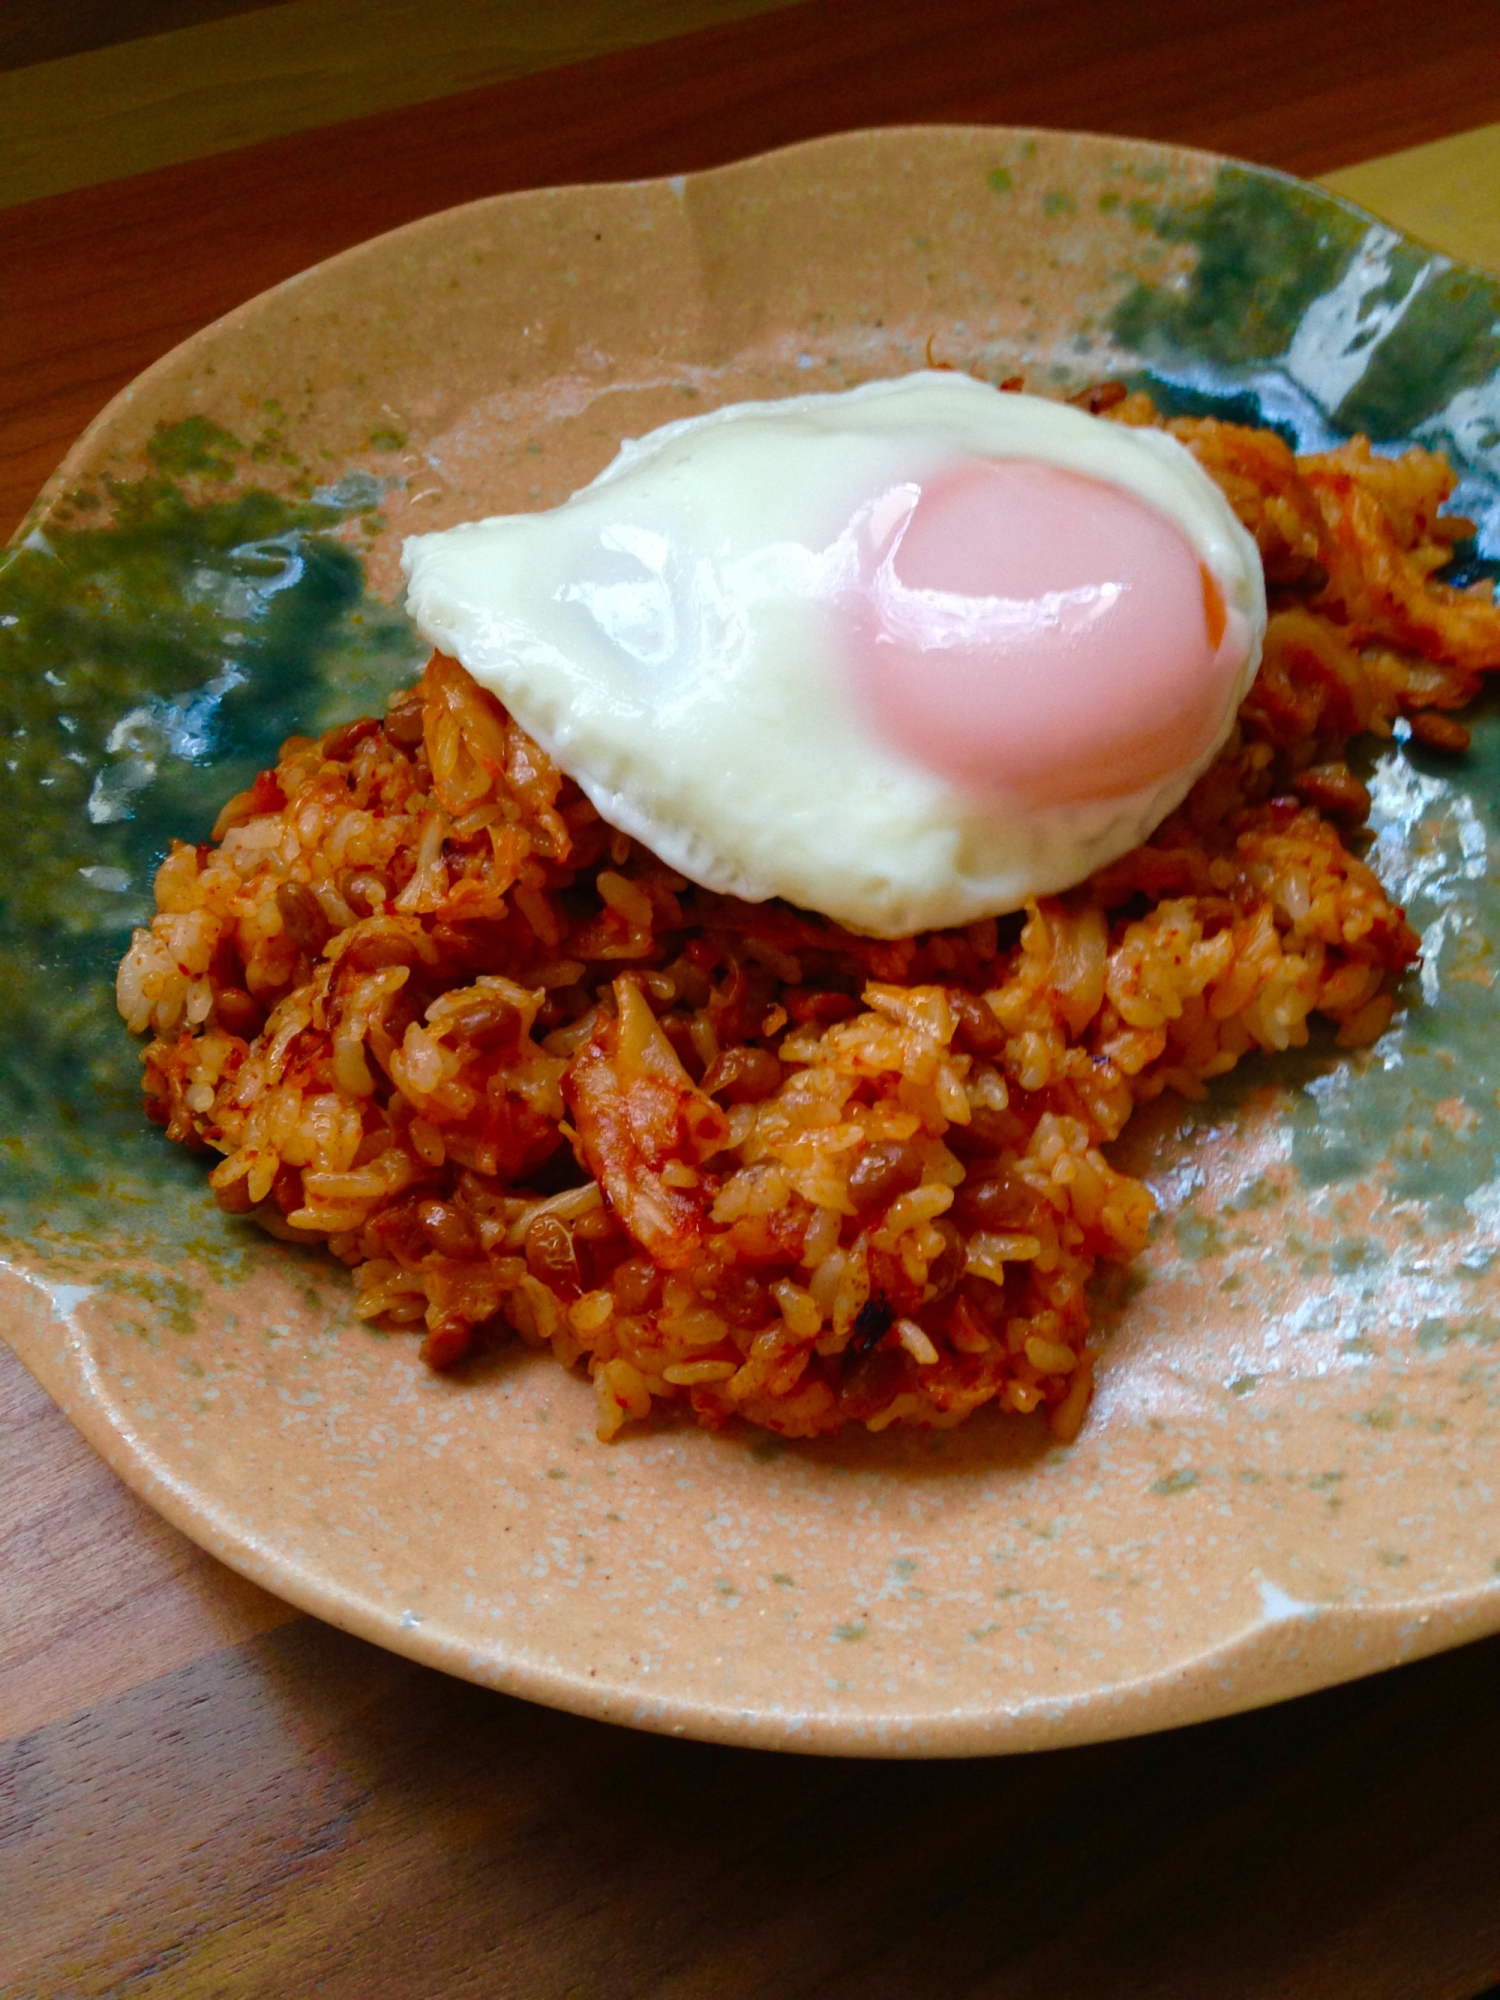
[6, 1595, 1500, 1997]
[8, 10, 1500, 1994]
[0, 1345, 296, 1743]
[0, 0, 287, 76]
[5, 0, 1500, 541]
[0, 0, 804, 208]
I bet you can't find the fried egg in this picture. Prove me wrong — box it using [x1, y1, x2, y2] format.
[402, 372, 1265, 936]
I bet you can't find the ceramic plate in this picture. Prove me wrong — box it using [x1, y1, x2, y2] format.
[7, 127, 1500, 1756]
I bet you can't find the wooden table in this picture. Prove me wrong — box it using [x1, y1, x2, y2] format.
[6, 5, 1500, 1993]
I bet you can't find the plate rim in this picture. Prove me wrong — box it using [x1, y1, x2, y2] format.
[8, 120, 1500, 1757]
[11, 121, 1429, 551]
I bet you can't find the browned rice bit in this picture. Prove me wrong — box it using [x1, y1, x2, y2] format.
[117, 393, 1500, 1442]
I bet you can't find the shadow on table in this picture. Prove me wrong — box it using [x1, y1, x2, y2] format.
[12, 1609, 1500, 1998]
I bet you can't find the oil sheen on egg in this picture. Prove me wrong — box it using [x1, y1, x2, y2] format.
[402, 373, 1265, 937]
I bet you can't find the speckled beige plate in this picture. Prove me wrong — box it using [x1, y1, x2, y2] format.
[8, 127, 1500, 1756]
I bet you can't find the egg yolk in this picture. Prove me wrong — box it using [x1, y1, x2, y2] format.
[847, 459, 1239, 806]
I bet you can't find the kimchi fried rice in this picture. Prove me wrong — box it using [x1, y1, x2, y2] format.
[116, 388, 1500, 1443]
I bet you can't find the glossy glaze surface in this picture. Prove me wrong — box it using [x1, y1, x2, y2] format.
[4, 128, 1500, 1754]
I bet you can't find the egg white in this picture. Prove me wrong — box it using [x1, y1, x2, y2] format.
[402, 373, 1265, 936]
